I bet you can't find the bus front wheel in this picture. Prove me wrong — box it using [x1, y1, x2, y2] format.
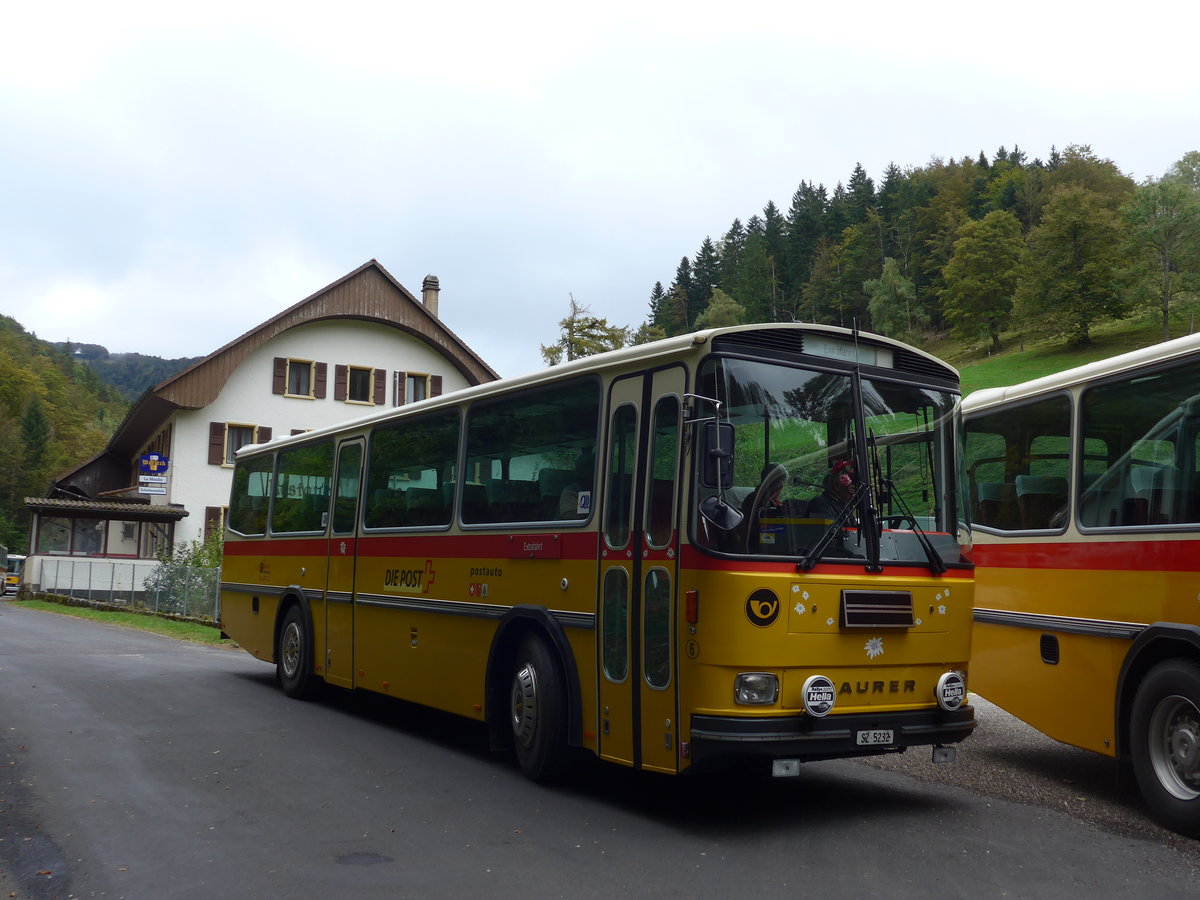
[509, 634, 567, 781]
[1131, 659, 1200, 837]
[277, 606, 318, 700]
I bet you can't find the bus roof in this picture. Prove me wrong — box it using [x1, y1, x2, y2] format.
[236, 322, 959, 458]
[962, 331, 1200, 413]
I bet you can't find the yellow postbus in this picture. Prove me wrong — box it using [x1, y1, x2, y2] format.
[220, 323, 974, 781]
[2, 551, 17, 594]
[964, 332, 1200, 836]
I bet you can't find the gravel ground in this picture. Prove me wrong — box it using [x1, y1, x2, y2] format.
[855, 695, 1200, 868]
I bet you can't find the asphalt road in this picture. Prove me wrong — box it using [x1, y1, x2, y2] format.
[2, 601, 1198, 899]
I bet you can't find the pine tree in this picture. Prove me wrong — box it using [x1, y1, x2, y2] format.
[846, 163, 876, 225]
[540, 296, 630, 364]
[668, 257, 694, 331]
[691, 238, 721, 318]
[21, 397, 50, 468]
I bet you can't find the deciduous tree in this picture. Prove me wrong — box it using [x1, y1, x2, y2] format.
[941, 210, 1024, 352]
[694, 289, 746, 329]
[864, 258, 923, 339]
[1122, 177, 1200, 341]
[1015, 186, 1130, 347]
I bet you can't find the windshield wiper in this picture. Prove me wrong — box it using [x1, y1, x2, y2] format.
[798, 481, 870, 571]
[881, 478, 947, 574]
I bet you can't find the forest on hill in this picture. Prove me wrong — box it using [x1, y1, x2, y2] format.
[55, 342, 203, 401]
[543, 145, 1200, 366]
[0, 318, 129, 552]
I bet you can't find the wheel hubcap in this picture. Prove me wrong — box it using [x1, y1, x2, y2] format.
[1149, 693, 1200, 800]
[511, 662, 538, 748]
[281, 622, 301, 678]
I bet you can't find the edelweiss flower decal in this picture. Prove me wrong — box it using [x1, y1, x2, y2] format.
[865, 636, 884, 659]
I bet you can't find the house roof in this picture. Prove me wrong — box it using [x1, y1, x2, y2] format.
[59, 260, 500, 483]
[24, 497, 190, 521]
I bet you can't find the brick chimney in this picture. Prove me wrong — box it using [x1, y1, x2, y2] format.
[422, 275, 440, 318]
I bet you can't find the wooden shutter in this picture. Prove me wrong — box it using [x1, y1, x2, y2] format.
[208, 422, 225, 465]
[204, 506, 223, 539]
[373, 369, 386, 405]
[257, 426, 273, 443]
[395, 371, 407, 406]
[272, 358, 286, 394]
[431, 375, 443, 397]
[315, 362, 327, 399]
[334, 365, 347, 401]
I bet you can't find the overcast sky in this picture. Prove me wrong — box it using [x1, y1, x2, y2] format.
[3, 1, 1197, 378]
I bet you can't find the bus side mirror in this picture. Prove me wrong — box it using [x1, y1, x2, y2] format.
[700, 422, 735, 490]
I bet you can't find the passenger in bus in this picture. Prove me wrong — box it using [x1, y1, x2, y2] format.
[558, 452, 595, 518]
[808, 460, 856, 522]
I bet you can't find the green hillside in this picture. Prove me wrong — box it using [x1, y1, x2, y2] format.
[0, 318, 129, 552]
[937, 313, 1193, 395]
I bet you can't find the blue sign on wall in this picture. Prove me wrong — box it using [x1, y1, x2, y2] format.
[139, 454, 170, 475]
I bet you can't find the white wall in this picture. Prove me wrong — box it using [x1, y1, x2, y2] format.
[158, 319, 475, 546]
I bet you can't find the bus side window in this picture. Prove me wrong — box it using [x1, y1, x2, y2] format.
[965, 393, 1070, 532]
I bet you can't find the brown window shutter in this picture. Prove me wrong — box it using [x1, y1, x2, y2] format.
[315, 362, 327, 399]
[334, 365, 347, 401]
[257, 426, 273, 443]
[431, 375, 443, 397]
[272, 358, 286, 394]
[209, 422, 225, 465]
[373, 369, 386, 405]
[395, 371, 407, 406]
[204, 506, 223, 539]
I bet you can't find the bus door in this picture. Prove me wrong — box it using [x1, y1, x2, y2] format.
[597, 366, 685, 773]
[324, 438, 363, 689]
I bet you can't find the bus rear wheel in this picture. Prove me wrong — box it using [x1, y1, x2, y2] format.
[1131, 659, 1200, 837]
[277, 606, 318, 700]
[509, 634, 567, 781]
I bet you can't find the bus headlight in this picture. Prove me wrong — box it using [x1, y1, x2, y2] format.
[936, 671, 967, 711]
[801, 675, 836, 717]
[735, 672, 779, 705]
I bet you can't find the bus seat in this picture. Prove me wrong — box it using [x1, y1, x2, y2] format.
[489, 480, 540, 522]
[405, 487, 447, 526]
[370, 489, 407, 527]
[976, 482, 1018, 529]
[460, 483, 489, 522]
[1015, 475, 1067, 529]
[1148, 466, 1197, 524]
[537, 468, 573, 504]
[1130, 467, 1156, 494]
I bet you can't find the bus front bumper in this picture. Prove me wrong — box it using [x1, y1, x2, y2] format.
[688, 705, 976, 769]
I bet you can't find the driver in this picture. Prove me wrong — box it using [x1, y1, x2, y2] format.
[808, 460, 855, 521]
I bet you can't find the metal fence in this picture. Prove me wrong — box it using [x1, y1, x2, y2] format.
[31, 557, 222, 621]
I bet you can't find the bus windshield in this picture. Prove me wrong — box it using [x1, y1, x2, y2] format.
[694, 355, 968, 566]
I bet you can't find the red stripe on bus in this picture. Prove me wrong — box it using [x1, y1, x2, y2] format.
[677, 546, 971, 579]
[971, 538, 1200, 572]
[223, 532, 602, 559]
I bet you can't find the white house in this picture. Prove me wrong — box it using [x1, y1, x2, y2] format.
[23, 260, 498, 595]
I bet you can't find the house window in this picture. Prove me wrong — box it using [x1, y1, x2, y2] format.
[287, 360, 313, 397]
[226, 425, 256, 464]
[210, 422, 272, 466]
[407, 373, 429, 404]
[348, 366, 374, 403]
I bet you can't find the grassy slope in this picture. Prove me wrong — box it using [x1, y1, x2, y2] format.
[930, 314, 1192, 394]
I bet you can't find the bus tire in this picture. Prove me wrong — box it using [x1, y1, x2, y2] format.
[1130, 659, 1200, 837]
[509, 634, 568, 781]
[277, 605, 319, 700]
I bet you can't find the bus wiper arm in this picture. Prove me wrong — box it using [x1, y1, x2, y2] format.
[884, 479, 946, 575]
[798, 481, 870, 572]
